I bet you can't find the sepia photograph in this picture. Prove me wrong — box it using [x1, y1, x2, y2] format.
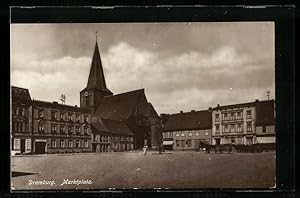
[11, 22, 276, 190]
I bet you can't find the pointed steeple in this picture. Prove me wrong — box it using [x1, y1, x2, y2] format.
[86, 37, 112, 94]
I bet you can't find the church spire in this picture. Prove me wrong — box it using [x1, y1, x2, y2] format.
[86, 34, 112, 94]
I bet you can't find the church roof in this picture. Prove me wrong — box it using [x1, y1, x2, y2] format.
[91, 117, 133, 136]
[94, 89, 148, 121]
[85, 41, 112, 94]
[163, 110, 212, 132]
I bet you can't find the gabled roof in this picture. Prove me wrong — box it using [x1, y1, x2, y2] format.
[255, 100, 275, 126]
[91, 117, 133, 136]
[11, 86, 31, 102]
[94, 89, 146, 121]
[163, 110, 212, 132]
[84, 41, 112, 94]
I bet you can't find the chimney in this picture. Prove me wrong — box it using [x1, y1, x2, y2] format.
[255, 99, 259, 102]
[209, 107, 212, 110]
[180, 111, 183, 113]
[217, 104, 220, 107]
[75, 105, 78, 107]
[53, 101, 58, 104]
[191, 110, 195, 112]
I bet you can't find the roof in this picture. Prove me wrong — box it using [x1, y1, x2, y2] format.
[32, 100, 91, 113]
[163, 110, 212, 132]
[213, 101, 255, 110]
[255, 100, 275, 125]
[12, 86, 31, 102]
[94, 89, 146, 121]
[84, 41, 112, 94]
[91, 117, 133, 136]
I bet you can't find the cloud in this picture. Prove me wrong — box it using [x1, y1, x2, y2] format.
[11, 25, 275, 114]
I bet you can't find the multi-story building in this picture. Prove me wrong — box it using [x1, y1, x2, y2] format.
[162, 109, 212, 150]
[11, 86, 33, 155]
[212, 99, 275, 145]
[31, 100, 92, 154]
[91, 118, 134, 152]
[255, 100, 275, 143]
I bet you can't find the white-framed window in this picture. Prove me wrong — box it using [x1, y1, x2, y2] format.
[84, 140, 89, 148]
[195, 132, 199, 136]
[247, 122, 252, 132]
[188, 132, 193, 137]
[215, 114, 219, 121]
[181, 132, 185, 137]
[38, 124, 44, 133]
[205, 132, 209, 136]
[51, 124, 57, 133]
[68, 140, 73, 148]
[175, 133, 179, 137]
[21, 107, 25, 116]
[237, 124, 243, 132]
[60, 139, 65, 148]
[223, 113, 228, 121]
[224, 125, 229, 133]
[230, 124, 235, 132]
[237, 112, 242, 119]
[51, 139, 56, 148]
[230, 112, 235, 120]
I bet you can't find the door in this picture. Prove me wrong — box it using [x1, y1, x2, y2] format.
[20, 139, 25, 153]
[215, 138, 221, 145]
[35, 142, 46, 154]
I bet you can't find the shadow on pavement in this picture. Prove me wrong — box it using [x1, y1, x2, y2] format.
[12, 171, 37, 178]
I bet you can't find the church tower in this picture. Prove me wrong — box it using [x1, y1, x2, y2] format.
[80, 35, 113, 112]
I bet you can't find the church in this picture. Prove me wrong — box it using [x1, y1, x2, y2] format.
[80, 39, 162, 151]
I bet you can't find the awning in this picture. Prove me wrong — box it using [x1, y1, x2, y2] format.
[163, 141, 174, 146]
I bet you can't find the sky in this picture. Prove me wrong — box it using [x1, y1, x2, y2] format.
[11, 22, 275, 114]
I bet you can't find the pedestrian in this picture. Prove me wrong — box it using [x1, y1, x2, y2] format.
[143, 145, 147, 156]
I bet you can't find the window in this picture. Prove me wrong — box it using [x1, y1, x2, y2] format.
[230, 124, 235, 132]
[68, 141, 73, 148]
[83, 127, 88, 135]
[205, 132, 209, 136]
[84, 140, 88, 148]
[181, 132, 185, 137]
[262, 126, 266, 133]
[75, 114, 80, 123]
[84, 115, 89, 123]
[186, 140, 192, 147]
[237, 124, 243, 132]
[60, 112, 64, 120]
[60, 139, 65, 148]
[224, 113, 228, 121]
[60, 125, 65, 133]
[51, 111, 57, 120]
[76, 140, 80, 148]
[68, 113, 73, 121]
[75, 126, 80, 135]
[215, 114, 220, 121]
[51, 124, 57, 133]
[68, 126, 73, 134]
[246, 137, 252, 145]
[176, 140, 180, 147]
[224, 125, 229, 133]
[38, 109, 44, 118]
[237, 112, 242, 120]
[231, 112, 235, 120]
[21, 107, 25, 116]
[247, 122, 252, 132]
[51, 139, 56, 148]
[175, 133, 179, 137]
[246, 110, 252, 119]
[16, 107, 19, 115]
[215, 124, 220, 132]
[38, 124, 44, 133]
[188, 132, 193, 137]
[195, 132, 199, 136]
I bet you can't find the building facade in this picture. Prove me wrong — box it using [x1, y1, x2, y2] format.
[31, 100, 92, 154]
[212, 100, 275, 145]
[91, 118, 134, 152]
[162, 110, 212, 150]
[11, 86, 33, 155]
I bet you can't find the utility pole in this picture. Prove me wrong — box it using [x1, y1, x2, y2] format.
[266, 90, 271, 100]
